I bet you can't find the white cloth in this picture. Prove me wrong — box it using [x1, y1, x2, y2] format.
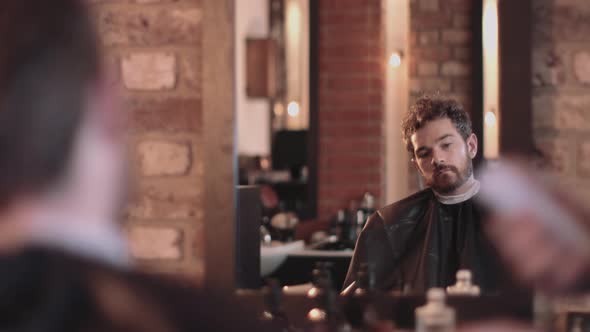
[433, 176, 481, 205]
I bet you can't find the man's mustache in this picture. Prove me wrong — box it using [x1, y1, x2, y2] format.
[434, 165, 458, 175]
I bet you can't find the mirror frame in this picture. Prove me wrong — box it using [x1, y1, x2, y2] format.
[205, 0, 533, 293]
[307, 0, 319, 219]
[203, 0, 236, 291]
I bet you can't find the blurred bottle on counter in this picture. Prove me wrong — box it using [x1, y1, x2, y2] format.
[355, 209, 365, 240]
[340, 200, 359, 249]
[307, 262, 334, 299]
[360, 192, 376, 222]
[306, 277, 352, 332]
[446, 269, 480, 296]
[415, 288, 455, 332]
[346, 192, 376, 249]
[260, 279, 292, 332]
[354, 263, 377, 297]
[329, 210, 346, 239]
[260, 223, 272, 246]
[326, 192, 377, 250]
[342, 262, 395, 332]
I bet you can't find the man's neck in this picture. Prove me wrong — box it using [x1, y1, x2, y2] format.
[433, 175, 480, 205]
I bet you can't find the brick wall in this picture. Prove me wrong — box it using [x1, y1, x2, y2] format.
[317, 0, 475, 220]
[409, 0, 472, 107]
[317, 0, 385, 222]
[407, 0, 473, 192]
[532, 0, 590, 202]
[91, 0, 204, 280]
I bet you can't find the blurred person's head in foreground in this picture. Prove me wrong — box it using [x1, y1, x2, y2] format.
[0, 0, 128, 262]
[0, 2, 272, 332]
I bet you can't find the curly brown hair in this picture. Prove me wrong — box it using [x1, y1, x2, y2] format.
[401, 95, 472, 156]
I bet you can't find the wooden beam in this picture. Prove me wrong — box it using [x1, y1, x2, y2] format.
[203, 0, 236, 291]
[498, 0, 534, 155]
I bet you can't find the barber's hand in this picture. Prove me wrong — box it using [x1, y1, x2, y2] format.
[486, 188, 590, 294]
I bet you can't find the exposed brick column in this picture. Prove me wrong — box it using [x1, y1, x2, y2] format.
[317, 0, 385, 222]
[91, 0, 204, 281]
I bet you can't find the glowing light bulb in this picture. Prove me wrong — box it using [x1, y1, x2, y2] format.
[273, 103, 284, 116]
[307, 308, 327, 322]
[485, 111, 497, 127]
[389, 52, 402, 68]
[287, 101, 300, 117]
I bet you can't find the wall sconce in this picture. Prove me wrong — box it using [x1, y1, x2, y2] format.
[485, 109, 497, 127]
[484, 108, 499, 159]
[388, 51, 403, 69]
[273, 102, 284, 116]
[287, 101, 300, 117]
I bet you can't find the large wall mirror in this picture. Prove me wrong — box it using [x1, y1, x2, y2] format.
[231, 0, 533, 294]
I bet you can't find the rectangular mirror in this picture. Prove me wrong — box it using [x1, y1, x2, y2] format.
[232, 0, 532, 294]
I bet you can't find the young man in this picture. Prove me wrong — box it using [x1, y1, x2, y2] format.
[343, 95, 504, 293]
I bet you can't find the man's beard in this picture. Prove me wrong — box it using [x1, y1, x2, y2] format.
[425, 159, 473, 194]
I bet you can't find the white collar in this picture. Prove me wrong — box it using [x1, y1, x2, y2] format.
[433, 177, 480, 205]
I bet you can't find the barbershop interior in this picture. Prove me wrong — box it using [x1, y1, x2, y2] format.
[3, 0, 590, 331]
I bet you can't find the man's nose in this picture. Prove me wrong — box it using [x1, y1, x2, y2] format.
[431, 150, 445, 166]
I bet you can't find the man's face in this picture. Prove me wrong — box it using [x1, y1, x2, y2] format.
[410, 118, 477, 195]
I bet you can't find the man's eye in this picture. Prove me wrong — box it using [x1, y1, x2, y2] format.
[417, 151, 429, 159]
[442, 143, 451, 149]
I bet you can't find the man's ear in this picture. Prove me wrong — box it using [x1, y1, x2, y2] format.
[466, 133, 478, 159]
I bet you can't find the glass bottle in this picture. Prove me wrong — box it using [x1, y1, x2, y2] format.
[306, 284, 352, 332]
[446, 269, 480, 296]
[260, 279, 290, 332]
[415, 288, 455, 332]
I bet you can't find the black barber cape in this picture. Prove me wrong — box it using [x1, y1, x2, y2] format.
[343, 188, 507, 293]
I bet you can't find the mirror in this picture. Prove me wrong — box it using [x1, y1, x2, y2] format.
[232, 0, 533, 295]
